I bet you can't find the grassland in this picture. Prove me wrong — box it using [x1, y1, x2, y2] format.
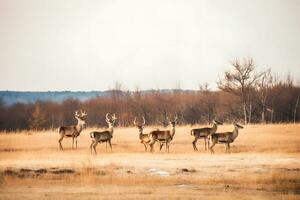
[0, 124, 299, 199]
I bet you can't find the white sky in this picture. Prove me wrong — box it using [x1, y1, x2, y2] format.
[0, 0, 299, 91]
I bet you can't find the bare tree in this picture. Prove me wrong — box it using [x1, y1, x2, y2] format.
[218, 58, 263, 124]
[257, 69, 273, 123]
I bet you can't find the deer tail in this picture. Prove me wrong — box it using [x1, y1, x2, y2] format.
[191, 129, 194, 136]
[90, 132, 94, 138]
[58, 127, 62, 134]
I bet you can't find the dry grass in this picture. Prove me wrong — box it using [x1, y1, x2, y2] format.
[0, 124, 300, 199]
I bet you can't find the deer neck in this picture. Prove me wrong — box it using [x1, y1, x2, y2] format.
[232, 127, 239, 141]
[138, 129, 143, 139]
[211, 123, 217, 133]
[108, 124, 114, 134]
[170, 126, 175, 139]
[76, 122, 84, 133]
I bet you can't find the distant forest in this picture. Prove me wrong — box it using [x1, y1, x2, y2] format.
[0, 58, 299, 131]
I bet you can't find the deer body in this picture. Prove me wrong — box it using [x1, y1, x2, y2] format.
[134, 117, 151, 152]
[149, 116, 177, 153]
[58, 110, 87, 150]
[90, 113, 117, 154]
[209, 123, 244, 153]
[191, 120, 222, 151]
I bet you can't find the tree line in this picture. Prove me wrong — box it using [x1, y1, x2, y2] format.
[0, 58, 299, 131]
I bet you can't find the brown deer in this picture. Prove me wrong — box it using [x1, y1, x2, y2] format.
[209, 123, 244, 154]
[90, 113, 117, 155]
[149, 116, 178, 153]
[133, 116, 151, 152]
[58, 110, 87, 150]
[191, 119, 223, 151]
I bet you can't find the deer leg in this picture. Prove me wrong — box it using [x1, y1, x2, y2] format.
[204, 137, 207, 151]
[72, 137, 74, 149]
[209, 140, 216, 154]
[192, 138, 198, 151]
[207, 137, 210, 151]
[90, 141, 94, 154]
[227, 143, 231, 153]
[108, 140, 112, 152]
[143, 143, 147, 152]
[165, 142, 167, 152]
[167, 142, 170, 153]
[106, 141, 108, 152]
[93, 142, 98, 155]
[159, 143, 164, 151]
[75, 137, 78, 149]
[225, 143, 230, 153]
[149, 139, 155, 153]
[58, 136, 64, 150]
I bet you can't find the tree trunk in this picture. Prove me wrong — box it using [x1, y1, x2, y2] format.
[248, 102, 252, 124]
[294, 95, 300, 123]
[243, 102, 247, 124]
[270, 110, 274, 123]
[261, 105, 265, 123]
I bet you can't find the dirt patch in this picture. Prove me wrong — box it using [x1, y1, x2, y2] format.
[0, 148, 21, 152]
[94, 170, 107, 176]
[181, 168, 197, 173]
[1, 168, 74, 178]
[51, 169, 75, 174]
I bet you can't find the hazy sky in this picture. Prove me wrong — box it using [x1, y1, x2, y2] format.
[0, 0, 299, 91]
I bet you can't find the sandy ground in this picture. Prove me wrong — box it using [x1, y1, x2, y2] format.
[0, 124, 299, 199]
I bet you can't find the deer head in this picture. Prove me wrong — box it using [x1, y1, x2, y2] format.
[213, 119, 223, 125]
[167, 115, 178, 128]
[75, 110, 87, 127]
[234, 123, 244, 129]
[106, 113, 117, 128]
[134, 116, 146, 134]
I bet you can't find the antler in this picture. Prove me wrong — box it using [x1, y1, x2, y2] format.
[133, 117, 137, 126]
[112, 114, 117, 121]
[174, 115, 178, 122]
[106, 113, 110, 123]
[75, 110, 80, 117]
[81, 110, 87, 116]
[166, 116, 170, 122]
[142, 116, 146, 126]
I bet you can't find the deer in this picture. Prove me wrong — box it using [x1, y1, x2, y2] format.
[209, 123, 244, 154]
[133, 116, 151, 152]
[90, 113, 117, 155]
[149, 116, 178, 153]
[58, 110, 87, 150]
[191, 119, 223, 151]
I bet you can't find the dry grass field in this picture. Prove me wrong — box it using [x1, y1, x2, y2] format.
[0, 124, 299, 199]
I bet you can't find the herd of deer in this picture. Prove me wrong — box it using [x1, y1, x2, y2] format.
[58, 110, 244, 154]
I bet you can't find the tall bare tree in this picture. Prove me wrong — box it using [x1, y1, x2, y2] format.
[257, 69, 274, 123]
[218, 58, 263, 124]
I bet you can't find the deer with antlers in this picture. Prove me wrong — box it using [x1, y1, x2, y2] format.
[191, 119, 223, 151]
[58, 110, 87, 150]
[149, 116, 178, 153]
[133, 116, 151, 152]
[90, 113, 117, 155]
